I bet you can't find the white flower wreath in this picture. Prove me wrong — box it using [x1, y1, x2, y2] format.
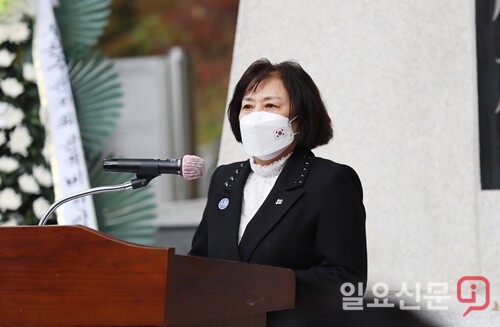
[0, 2, 54, 226]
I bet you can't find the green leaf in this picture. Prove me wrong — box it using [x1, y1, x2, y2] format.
[68, 50, 122, 160]
[55, 0, 111, 58]
[53, 1, 157, 245]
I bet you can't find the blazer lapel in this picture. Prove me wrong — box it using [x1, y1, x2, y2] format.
[211, 161, 251, 261]
[238, 147, 315, 262]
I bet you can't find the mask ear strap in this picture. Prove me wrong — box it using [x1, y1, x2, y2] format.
[290, 116, 299, 136]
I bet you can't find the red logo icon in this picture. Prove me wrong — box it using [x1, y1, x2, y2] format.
[457, 276, 490, 317]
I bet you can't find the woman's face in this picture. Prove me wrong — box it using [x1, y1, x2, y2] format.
[239, 75, 291, 119]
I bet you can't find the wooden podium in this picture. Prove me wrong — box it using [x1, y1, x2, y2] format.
[0, 225, 295, 326]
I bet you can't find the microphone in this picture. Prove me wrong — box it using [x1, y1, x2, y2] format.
[103, 155, 205, 180]
[39, 155, 205, 226]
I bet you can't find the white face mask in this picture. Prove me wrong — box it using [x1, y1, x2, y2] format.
[239, 111, 298, 160]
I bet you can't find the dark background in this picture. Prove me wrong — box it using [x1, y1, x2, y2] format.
[476, 0, 500, 189]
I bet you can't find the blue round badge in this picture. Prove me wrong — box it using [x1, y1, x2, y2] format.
[218, 198, 229, 210]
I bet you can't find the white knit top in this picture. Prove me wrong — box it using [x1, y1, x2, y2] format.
[238, 153, 292, 243]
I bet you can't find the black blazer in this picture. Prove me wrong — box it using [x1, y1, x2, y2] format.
[190, 146, 367, 326]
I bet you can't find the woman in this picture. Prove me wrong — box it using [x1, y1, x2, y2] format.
[189, 59, 367, 326]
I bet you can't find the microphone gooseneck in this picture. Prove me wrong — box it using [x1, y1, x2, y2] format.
[38, 179, 148, 226]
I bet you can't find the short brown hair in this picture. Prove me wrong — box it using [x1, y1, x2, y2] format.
[228, 58, 333, 149]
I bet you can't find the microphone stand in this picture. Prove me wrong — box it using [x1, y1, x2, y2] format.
[38, 176, 155, 226]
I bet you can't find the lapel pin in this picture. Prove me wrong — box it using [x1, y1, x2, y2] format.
[275, 199, 283, 205]
[218, 198, 229, 210]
